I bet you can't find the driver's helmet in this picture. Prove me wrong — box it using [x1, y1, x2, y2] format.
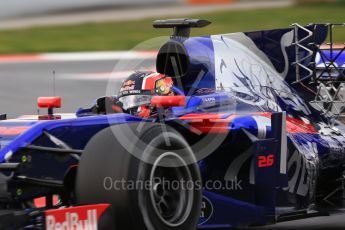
[118, 71, 174, 117]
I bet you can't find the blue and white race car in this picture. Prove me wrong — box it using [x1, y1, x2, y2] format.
[0, 19, 345, 230]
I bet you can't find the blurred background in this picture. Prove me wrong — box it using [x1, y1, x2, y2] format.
[0, 0, 344, 53]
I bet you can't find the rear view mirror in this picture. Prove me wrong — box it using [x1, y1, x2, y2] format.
[37, 97, 61, 108]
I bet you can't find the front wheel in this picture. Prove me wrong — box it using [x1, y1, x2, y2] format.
[76, 123, 202, 230]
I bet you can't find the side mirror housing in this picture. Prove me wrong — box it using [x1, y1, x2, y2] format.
[37, 97, 61, 118]
[151, 96, 186, 108]
[37, 97, 61, 109]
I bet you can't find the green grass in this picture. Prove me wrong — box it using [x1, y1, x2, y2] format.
[0, 3, 344, 54]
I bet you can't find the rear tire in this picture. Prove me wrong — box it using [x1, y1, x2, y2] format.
[76, 123, 202, 230]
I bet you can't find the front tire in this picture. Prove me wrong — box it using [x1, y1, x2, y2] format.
[76, 123, 201, 230]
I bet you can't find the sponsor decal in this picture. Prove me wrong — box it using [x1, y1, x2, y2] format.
[46, 209, 96, 230]
[45, 204, 109, 230]
[154, 78, 173, 96]
[123, 80, 136, 86]
[202, 97, 216, 103]
[195, 88, 215, 95]
[282, 147, 317, 197]
[120, 89, 142, 96]
[120, 85, 135, 91]
[198, 196, 214, 225]
[120, 80, 136, 92]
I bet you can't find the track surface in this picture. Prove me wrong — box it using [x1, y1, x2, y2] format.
[0, 59, 128, 117]
[1, 58, 345, 229]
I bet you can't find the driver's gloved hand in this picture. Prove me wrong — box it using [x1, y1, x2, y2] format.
[92, 97, 124, 114]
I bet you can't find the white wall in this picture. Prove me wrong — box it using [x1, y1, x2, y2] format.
[0, 0, 182, 19]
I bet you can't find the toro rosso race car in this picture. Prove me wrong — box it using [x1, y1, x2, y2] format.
[1, 19, 345, 230]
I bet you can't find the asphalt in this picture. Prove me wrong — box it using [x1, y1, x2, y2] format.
[247, 209, 345, 230]
[1, 58, 345, 229]
[0, 59, 125, 118]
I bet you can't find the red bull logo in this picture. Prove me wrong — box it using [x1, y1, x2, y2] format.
[123, 80, 136, 86]
[45, 204, 110, 230]
[46, 209, 97, 230]
[120, 80, 136, 92]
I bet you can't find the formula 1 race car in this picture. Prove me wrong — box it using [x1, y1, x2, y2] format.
[1, 19, 345, 230]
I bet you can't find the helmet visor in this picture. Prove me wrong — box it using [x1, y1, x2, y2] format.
[119, 95, 152, 110]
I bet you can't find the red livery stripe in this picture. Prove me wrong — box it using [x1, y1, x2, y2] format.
[180, 112, 317, 134]
[0, 126, 30, 136]
[180, 113, 236, 134]
[255, 112, 317, 134]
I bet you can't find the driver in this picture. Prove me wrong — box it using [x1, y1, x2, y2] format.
[117, 71, 174, 118]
